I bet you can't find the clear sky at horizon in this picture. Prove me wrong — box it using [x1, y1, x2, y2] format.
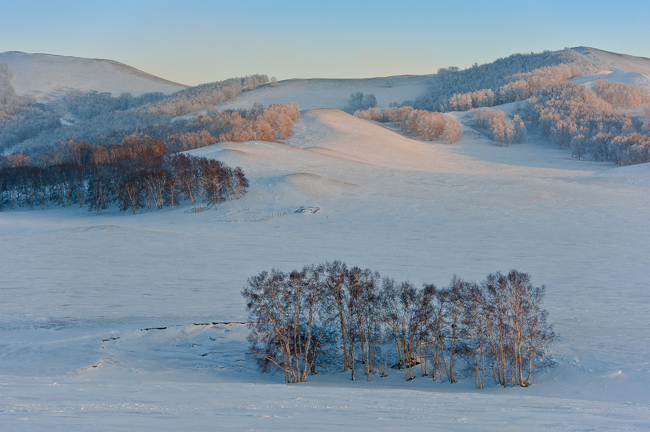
[1, 0, 648, 86]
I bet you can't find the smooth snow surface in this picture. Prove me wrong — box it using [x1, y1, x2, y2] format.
[218, 75, 434, 111]
[570, 68, 650, 87]
[573, 46, 650, 78]
[2, 109, 650, 431]
[0, 51, 187, 98]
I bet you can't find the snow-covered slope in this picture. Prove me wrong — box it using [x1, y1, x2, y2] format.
[570, 68, 650, 87]
[2, 107, 650, 430]
[218, 74, 434, 111]
[0, 51, 188, 98]
[573, 46, 650, 79]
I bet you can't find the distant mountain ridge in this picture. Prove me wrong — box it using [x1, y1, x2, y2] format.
[0, 51, 188, 99]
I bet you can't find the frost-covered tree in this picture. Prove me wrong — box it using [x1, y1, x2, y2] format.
[243, 266, 334, 383]
[471, 108, 523, 146]
[529, 82, 650, 164]
[345, 92, 377, 114]
[241, 263, 558, 388]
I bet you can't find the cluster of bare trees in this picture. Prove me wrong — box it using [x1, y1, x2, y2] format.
[592, 78, 650, 110]
[242, 262, 557, 387]
[471, 108, 527, 146]
[0, 137, 247, 213]
[529, 82, 650, 165]
[355, 106, 462, 143]
[140, 74, 270, 117]
[163, 103, 300, 152]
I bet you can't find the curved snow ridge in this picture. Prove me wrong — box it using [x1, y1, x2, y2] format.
[587, 162, 650, 187]
[287, 109, 462, 172]
[570, 69, 650, 88]
[285, 172, 361, 196]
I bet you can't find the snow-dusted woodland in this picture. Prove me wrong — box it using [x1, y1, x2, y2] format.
[1, 47, 650, 430]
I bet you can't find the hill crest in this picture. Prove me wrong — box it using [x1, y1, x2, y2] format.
[0, 51, 188, 98]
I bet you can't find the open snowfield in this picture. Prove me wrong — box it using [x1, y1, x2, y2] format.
[1, 108, 649, 430]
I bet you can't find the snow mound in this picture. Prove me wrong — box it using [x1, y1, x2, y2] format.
[287, 109, 457, 172]
[587, 162, 650, 187]
[285, 173, 361, 196]
[0, 51, 188, 98]
[190, 108, 473, 180]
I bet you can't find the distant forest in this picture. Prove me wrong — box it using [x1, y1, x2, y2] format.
[0, 69, 282, 154]
[368, 48, 650, 164]
[410, 49, 600, 112]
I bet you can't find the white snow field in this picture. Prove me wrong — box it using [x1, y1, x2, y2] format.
[217, 75, 434, 111]
[1, 107, 649, 431]
[0, 51, 188, 99]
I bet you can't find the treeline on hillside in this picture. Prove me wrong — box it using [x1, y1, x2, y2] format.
[529, 82, 650, 165]
[354, 106, 462, 143]
[8, 102, 299, 164]
[0, 71, 277, 153]
[64, 90, 167, 120]
[471, 108, 527, 146]
[412, 48, 599, 111]
[243, 262, 557, 387]
[141, 74, 274, 116]
[444, 62, 595, 111]
[0, 137, 248, 214]
[0, 64, 24, 120]
[142, 103, 300, 153]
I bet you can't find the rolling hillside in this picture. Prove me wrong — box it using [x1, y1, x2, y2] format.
[1, 47, 650, 430]
[0, 51, 188, 98]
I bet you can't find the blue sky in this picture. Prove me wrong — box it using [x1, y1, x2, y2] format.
[1, 0, 648, 86]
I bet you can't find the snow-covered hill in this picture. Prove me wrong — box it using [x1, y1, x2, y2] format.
[2, 106, 650, 430]
[218, 74, 434, 111]
[2, 47, 650, 431]
[573, 46, 650, 78]
[0, 51, 188, 98]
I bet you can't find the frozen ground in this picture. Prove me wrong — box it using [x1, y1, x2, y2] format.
[1, 109, 649, 430]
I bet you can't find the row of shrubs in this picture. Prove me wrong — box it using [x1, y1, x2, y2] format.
[354, 106, 462, 143]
